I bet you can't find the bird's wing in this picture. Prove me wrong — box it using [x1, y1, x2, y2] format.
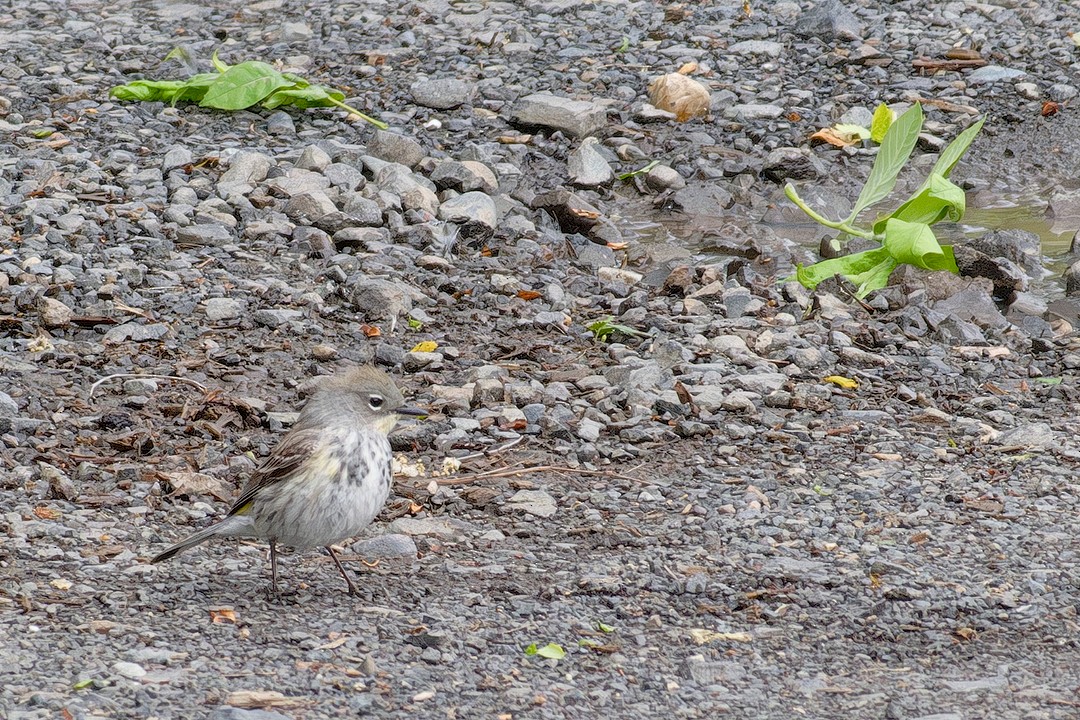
[227, 427, 324, 516]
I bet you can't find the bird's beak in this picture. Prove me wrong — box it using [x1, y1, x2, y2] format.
[397, 406, 428, 419]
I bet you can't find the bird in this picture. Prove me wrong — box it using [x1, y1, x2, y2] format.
[151, 366, 425, 596]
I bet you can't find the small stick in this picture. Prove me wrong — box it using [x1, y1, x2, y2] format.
[89, 373, 207, 401]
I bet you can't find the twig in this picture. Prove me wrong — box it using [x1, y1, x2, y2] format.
[89, 373, 208, 401]
[453, 436, 525, 463]
[436, 464, 646, 485]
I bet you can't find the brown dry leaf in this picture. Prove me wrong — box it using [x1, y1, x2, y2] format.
[34, 506, 61, 520]
[1042, 101, 1061, 117]
[157, 471, 231, 503]
[810, 128, 857, 148]
[964, 498, 1004, 514]
[787, 111, 802, 122]
[677, 62, 698, 75]
[606, 241, 629, 250]
[226, 691, 309, 710]
[210, 607, 237, 624]
[648, 73, 710, 121]
[497, 134, 532, 144]
[517, 290, 542, 301]
[954, 627, 977, 641]
[316, 635, 350, 650]
[945, 47, 981, 60]
[359, 324, 381, 337]
[569, 207, 600, 220]
[909, 531, 930, 544]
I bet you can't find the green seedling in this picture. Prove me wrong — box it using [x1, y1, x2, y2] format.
[110, 50, 388, 129]
[786, 103, 985, 298]
[524, 642, 566, 660]
[616, 159, 660, 181]
[588, 317, 648, 342]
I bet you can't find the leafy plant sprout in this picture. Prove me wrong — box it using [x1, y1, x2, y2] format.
[784, 104, 985, 298]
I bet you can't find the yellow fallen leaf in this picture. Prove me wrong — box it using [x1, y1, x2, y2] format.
[209, 607, 237, 624]
[824, 375, 858, 389]
[410, 341, 438, 353]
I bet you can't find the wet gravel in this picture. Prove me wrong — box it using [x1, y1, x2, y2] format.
[3, 1, 1080, 719]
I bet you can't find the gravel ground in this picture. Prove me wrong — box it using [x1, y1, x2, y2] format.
[3, 1, 1080, 719]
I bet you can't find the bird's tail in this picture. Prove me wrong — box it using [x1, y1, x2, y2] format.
[151, 515, 255, 563]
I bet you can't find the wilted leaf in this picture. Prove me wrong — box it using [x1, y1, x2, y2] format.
[410, 341, 438, 353]
[360, 324, 382, 337]
[157, 471, 231, 502]
[810, 128, 858, 148]
[823, 375, 858, 389]
[34, 506, 61, 520]
[210, 607, 237, 624]
[226, 691, 309, 709]
[689, 629, 753, 644]
[517, 290, 542, 301]
[648, 73, 710, 121]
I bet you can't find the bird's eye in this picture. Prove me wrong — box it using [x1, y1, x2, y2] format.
[368, 395, 384, 410]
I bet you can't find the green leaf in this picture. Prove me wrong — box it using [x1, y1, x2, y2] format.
[200, 61, 292, 110]
[881, 218, 955, 271]
[794, 246, 892, 291]
[170, 73, 220, 104]
[596, 621, 615, 633]
[929, 115, 986, 179]
[262, 85, 343, 110]
[833, 123, 871, 141]
[535, 643, 566, 660]
[164, 46, 192, 65]
[845, 103, 924, 224]
[110, 79, 189, 102]
[616, 159, 660, 181]
[211, 48, 229, 73]
[73, 678, 93, 690]
[869, 103, 896, 144]
[407, 318, 423, 330]
[873, 173, 966, 234]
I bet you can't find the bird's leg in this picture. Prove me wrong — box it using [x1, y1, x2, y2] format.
[326, 545, 359, 596]
[269, 540, 280, 598]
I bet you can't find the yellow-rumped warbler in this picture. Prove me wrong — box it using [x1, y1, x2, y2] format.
[151, 366, 424, 596]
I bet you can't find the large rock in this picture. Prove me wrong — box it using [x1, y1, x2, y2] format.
[509, 93, 607, 138]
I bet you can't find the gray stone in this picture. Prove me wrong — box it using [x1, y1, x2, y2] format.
[0, 391, 18, 416]
[724, 103, 784, 121]
[295, 145, 333, 172]
[567, 137, 613, 188]
[646, 165, 686, 191]
[39, 297, 73, 327]
[430, 160, 498, 194]
[967, 65, 1027, 85]
[507, 489, 558, 518]
[996, 422, 1054, 449]
[733, 372, 787, 394]
[205, 297, 245, 321]
[219, 150, 273, 185]
[176, 224, 233, 246]
[162, 146, 193, 173]
[375, 164, 439, 216]
[253, 309, 303, 328]
[349, 533, 418, 560]
[349, 278, 415, 319]
[728, 40, 783, 57]
[285, 191, 338, 222]
[209, 708, 295, 720]
[437, 191, 498, 242]
[509, 93, 607, 138]
[368, 130, 425, 168]
[323, 162, 366, 191]
[763, 147, 828, 182]
[410, 78, 474, 109]
[280, 21, 313, 42]
[794, 0, 864, 40]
